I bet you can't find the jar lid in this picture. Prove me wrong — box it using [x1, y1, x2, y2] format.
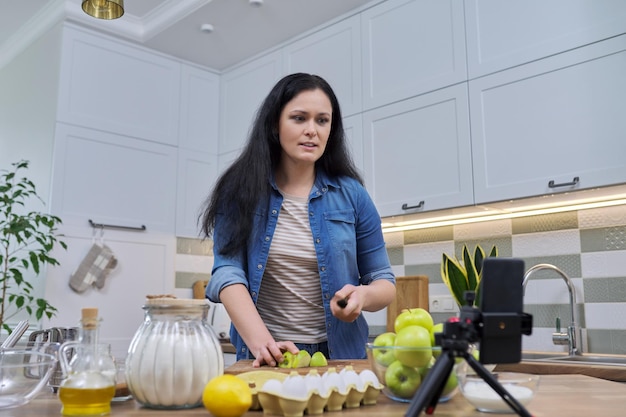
[144, 296, 209, 306]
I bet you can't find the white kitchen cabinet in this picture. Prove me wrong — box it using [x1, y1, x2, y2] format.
[217, 149, 240, 177]
[179, 64, 220, 153]
[219, 51, 283, 155]
[43, 224, 175, 360]
[362, 83, 473, 218]
[283, 15, 362, 117]
[465, 0, 626, 79]
[176, 64, 220, 238]
[361, 0, 466, 110]
[470, 35, 626, 204]
[56, 24, 181, 146]
[176, 149, 217, 238]
[343, 114, 365, 180]
[48, 123, 178, 359]
[50, 124, 178, 234]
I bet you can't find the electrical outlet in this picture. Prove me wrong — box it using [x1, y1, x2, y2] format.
[429, 295, 458, 313]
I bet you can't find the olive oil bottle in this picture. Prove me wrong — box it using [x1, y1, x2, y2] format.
[59, 308, 116, 416]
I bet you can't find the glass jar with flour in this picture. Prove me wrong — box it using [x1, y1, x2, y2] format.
[125, 297, 224, 409]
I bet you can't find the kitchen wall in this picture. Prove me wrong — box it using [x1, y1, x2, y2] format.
[175, 203, 626, 355]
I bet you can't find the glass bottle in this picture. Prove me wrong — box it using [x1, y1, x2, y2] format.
[58, 308, 116, 416]
[125, 298, 224, 409]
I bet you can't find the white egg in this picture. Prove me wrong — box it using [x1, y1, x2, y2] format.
[260, 379, 283, 394]
[358, 369, 383, 389]
[281, 374, 309, 400]
[340, 367, 362, 390]
[304, 372, 330, 397]
[323, 370, 348, 395]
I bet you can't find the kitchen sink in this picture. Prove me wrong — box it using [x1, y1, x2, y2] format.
[497, 351, 626, 382]
[521, 351, 626, 366]
[521, 352, 566, 361]
[549, 355, 626, 366]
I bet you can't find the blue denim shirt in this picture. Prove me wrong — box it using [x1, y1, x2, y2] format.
[206, 170, 395, 360]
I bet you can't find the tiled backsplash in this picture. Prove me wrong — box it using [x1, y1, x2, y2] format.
[385, 204, 626, 355]
[174, 237, 212, 296]
[175, 204, 626, 355]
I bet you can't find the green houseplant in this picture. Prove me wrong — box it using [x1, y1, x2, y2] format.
[0, 160, 66, 334]
[441, 244, 498, 308]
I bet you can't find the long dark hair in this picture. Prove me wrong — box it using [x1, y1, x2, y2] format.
[200, 73, 362, 256]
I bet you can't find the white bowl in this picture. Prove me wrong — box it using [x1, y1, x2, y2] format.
[456, 366, 540, 413]
[0, 344, 59, 409]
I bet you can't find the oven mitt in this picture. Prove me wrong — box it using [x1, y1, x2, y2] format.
[69, 243, 117, 293]
[93, 245, 117, 289]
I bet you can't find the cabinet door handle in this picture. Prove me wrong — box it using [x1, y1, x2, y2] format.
[401, 201, 425, 210]
[89, 219, 147, 231]
[548, 177, 579, 188]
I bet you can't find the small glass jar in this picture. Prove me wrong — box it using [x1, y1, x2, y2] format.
[125, 298, 224, 409]
[58, 308, 116, 416]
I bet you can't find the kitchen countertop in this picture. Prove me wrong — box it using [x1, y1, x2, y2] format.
[495, 352, 626, 382]
[4, 368, 626, 416]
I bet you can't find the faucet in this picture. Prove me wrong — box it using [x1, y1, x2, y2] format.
[522, 263, 582, 356]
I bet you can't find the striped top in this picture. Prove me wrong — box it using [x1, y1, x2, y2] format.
[256, 192, 327, 343]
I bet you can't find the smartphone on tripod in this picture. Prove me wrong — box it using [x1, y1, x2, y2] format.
[478, 258, 527, 364]
[404, 257, 533, 417]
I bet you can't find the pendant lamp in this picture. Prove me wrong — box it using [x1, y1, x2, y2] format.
[82, 0, 124, 20]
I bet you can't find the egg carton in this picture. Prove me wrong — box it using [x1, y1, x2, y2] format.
[236, 366, 384, 417]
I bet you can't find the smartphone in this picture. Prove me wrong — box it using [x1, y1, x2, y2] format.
[478, 258, 527, 364]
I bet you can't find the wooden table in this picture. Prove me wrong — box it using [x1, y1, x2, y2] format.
[3, 373, 625, 417]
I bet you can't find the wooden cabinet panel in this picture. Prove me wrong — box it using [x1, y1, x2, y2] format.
[361, 0, 466, 110]
[57, 24, 181, 146]
[363, 83, 473, 217]
[283, 15, 362, 116]
[51, 124, 177, 233]
[465, 0, 626, 78]
[470, 35, 626, 204]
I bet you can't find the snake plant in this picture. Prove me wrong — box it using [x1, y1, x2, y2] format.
[441, 244, 498, 308]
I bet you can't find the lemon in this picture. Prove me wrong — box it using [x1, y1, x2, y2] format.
[202, 374, 253, 417]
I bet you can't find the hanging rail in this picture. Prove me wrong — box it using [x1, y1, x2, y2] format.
[88, 219, 146, 231]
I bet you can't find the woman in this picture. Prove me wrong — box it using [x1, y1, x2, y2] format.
[201, 73, 395, 367]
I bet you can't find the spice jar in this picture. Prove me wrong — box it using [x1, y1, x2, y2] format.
[125, 298, 224, 409]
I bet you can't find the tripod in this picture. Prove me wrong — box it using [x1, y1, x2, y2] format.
[404, 296, 533, 417]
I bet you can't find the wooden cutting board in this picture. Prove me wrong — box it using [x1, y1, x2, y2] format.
[224, 359, 372, 375]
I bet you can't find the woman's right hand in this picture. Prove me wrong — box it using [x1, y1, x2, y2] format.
[218, 284, 300, 367]
[251, 340, 299, 367]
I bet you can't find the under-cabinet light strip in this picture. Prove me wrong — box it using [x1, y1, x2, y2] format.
[381, 198, 626, 233]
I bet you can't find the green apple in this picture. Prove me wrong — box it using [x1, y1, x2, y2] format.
[430, 322, 444, 346]
[279, 350, 312, 368]
[394, 308, 434, 333]
[310, 351, 328, 367]
[441, 370, 458, 397]
[384, 360, 422, 399]
[418, 358, 457, 399]
[394, 325, 432, 367]
[430, 322, 444, 358]
[278, 351, 295, 368]
[292, 350, 311, 368]
[372, 332, 397, 366]
[418, 357, 436, 379]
